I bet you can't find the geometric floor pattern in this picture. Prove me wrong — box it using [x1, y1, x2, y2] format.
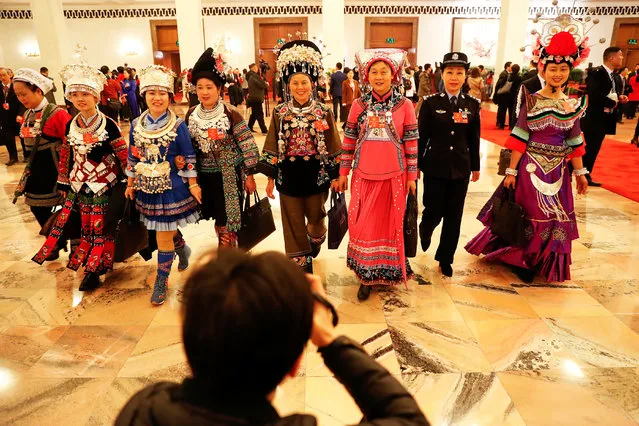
[1, 105, 639, 426]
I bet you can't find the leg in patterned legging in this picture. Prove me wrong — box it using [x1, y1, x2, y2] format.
[215, 225, 238, 248]
[152, 230, 176, 306]
[173, 230, 191, 272]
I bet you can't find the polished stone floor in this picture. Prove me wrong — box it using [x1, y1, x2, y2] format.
[1, 104, 639, 426]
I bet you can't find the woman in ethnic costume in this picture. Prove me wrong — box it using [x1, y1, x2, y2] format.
[336, 49, 419, 301]
[465, 14, 590, 283]
[183, 48, 259, 247]
[32, 64, 128, 291]
[257, 40, 342, 273]
[125, 65, 201, 305]
[12, 68, 73, 260]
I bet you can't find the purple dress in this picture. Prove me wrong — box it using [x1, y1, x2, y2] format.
[466, 91, 588, 282]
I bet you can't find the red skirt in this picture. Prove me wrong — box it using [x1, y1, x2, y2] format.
[346, 173, 413, 286]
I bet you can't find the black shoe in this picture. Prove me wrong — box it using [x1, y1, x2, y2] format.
[79, 272, 101, 291]
[512, 266, 535, 283]
[440, 263, 453, 277]
[5, 158, 17, 166]
[357, 284, 372, 301]
[587, 179, 602, 187]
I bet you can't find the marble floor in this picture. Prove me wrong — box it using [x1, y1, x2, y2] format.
[1, 104, 639, 426]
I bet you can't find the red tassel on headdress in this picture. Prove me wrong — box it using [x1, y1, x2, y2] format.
[545, 31, 578, 56]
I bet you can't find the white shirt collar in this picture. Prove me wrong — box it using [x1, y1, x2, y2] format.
[603, 64, 614, 75]
[33, 97, 48, 112]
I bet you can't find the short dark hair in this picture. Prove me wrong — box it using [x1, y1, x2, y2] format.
[117, 66, 124, 73]
[343, 67, 351, 74]
[40, 67, 48, 73]
[418, 66, 423, 70]
[336, 62, 343, 70]
[504, 61, 512, 69]
[478, 65, 485, 71]
[425, 63, 431, 71]
[603, 47, 622, 61]
[100, 65, 109, 75]
[182, 249, 314, 397]
[249, 63, 257, 70]
[511, 64, 521, 75]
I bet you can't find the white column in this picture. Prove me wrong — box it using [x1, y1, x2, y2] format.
[322, 0, 346, 69]
[175, 0, 205, 70]
[494, 0, 530, 72]
[31, 0, 72, 105]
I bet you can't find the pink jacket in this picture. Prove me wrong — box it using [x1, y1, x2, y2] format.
[340, 91, 419, 181]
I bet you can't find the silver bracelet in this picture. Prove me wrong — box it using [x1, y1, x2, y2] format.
[505, 168, 518, 177]
[573, 168, 589, 176]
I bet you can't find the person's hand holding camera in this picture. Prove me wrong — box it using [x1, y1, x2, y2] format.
[307, 274, 337, 348]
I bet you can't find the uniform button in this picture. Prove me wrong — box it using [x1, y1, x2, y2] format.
[451, 131, 455, 135]
[449, 146, 453, 150]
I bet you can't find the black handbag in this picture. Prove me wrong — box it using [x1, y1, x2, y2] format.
[107, 99, 122, 112]
[114, 199, 149, 262]
[237, 190, 276, 251]
[498, 149, 511, 176]
[404, 184, 418, 258]
[490, 188, 527, 247]
[328, 190, 348, 250]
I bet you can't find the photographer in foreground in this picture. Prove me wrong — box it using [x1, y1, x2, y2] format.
[116, 249, 429, 426]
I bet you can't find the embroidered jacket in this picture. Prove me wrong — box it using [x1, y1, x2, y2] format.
[258, 100, 342, 197]
[185, 103, 259, 175]
[341, 89, 419, 182]
[57, 113, 128, 195]
[506, 89, 587, 161]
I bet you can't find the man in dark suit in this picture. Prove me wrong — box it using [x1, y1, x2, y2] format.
[581, 47, 628, 187]
[418, 52, 481, 277]
[522, 61, 539, 82]
[493, 61, 512, 128]
[329, 62, 348, 122]
[0, 67, 20, 166]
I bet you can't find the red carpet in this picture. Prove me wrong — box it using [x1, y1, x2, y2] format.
[479, 108, 639, 202]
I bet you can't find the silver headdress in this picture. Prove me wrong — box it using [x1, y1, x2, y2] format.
[138, 65, 176, 94]
[60, 64, 107, 99]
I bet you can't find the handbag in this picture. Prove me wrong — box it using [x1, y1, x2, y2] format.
[497, 149, 512, 176]
[107, 99, 121, 112]
[237, 190, 276, 251]
[404, 183, 418, 258]
[490, 188, 527, 247]
[497, 80, 513, 95]
[114, 199, 149, 262]
[327, 190, 348, 250]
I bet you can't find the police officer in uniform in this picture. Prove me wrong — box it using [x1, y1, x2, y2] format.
[418, 52, 480, 277]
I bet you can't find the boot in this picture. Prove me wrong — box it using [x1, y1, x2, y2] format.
[79, 272, 101, 291]
[151, 275, 169, 306]
[512, 266, 535, 283]
[175, 244, 192, 272]
[46, 242, 68, 261]
[357, 284, 372, 301]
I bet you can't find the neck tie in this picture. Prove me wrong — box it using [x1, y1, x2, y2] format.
[3, 85, 8, 98]
[450, 95, 457, 110]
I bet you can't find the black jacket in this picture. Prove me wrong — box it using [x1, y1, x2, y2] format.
[247, 70, 268, 103]
[521, 69, 538, 82]
[581, 65, 619, 135]
[0, 83, 20, 136]
[115, 336, 430, 426]
[522, 74, 543, 95]
[418, 92, 481, 179]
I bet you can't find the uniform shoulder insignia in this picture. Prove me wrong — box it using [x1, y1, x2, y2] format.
[440, 93, 446, 97]
[467, 94, 481, 104]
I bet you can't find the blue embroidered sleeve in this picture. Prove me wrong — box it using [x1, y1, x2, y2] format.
[175, 122, 198, 178]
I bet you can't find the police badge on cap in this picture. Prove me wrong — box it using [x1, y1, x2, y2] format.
[441, 52, 470, 70]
